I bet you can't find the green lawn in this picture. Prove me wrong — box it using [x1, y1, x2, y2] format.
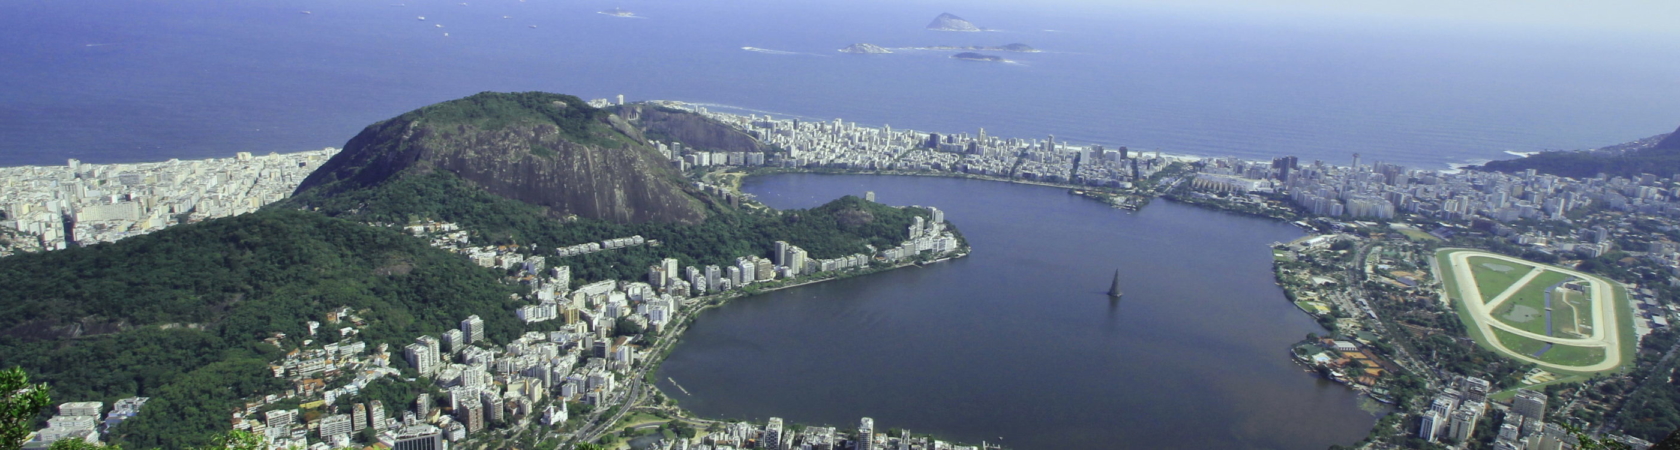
[1398, 228, 1442, 242]
[1492, 328, 1549, 355]
[1490, 271, 1571, 335]
[1539, 343, 1606, 367]
[1467, 255, 1536, 303]
[1490, 328, 1607, 368]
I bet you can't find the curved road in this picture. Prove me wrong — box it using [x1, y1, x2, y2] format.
[1442, 249, 1623, 372]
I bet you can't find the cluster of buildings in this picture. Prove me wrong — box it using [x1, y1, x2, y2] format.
[1291, 337, 1399, 392]
[1192, 154, 1680, 334]
[637, 416, 985, 450]
[369, 201, 962, 449]
[636, 102, 1174, 189]
[23, 399, 149, 449]
[1417, 381, 1653, 450]
[231, 301, 599, 449]
[1415, 376, 1492, 445]
[0, 149, 337, 256]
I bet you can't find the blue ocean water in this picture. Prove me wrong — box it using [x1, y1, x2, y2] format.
[2, 0, 1678, 169]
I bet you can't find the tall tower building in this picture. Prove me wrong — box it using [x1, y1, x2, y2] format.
[764, 417, 784, 450]
[461, 315, 484, 344]
[369, 400, 387, 431]
[857, 417, 875, 450]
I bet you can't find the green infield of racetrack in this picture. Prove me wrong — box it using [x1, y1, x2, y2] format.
[1489, 271, 1571, 336]
[1436, 248, 1637, 378]
[1466, 255, 1536, 304]
[1490, 328, 1605, 367]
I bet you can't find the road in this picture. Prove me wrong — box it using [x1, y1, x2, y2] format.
[561, 293, 717, 448]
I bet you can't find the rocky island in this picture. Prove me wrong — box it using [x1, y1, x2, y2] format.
[926, 13, 982, 32]
[838, 43, 892, 54]
[951, 52, 1006, 62]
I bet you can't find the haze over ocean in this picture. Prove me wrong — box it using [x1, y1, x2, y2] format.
[2, 0, 1678, 169]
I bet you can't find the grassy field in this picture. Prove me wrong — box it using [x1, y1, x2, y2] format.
[1613, 283, 1637, 376]
[1398, 228, 1442, 242]
[1490, 271, 1571, 335]
[1554, 287, 1591, 338]
[1467, 256, 1536, 303]
[1490, 328, 1607, 368]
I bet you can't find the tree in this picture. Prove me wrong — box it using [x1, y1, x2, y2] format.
[49, 440, 116, 450]
[1563, 424, 1633, 450]
[193, 430, 270, 450]
[1, 367, 50, 450]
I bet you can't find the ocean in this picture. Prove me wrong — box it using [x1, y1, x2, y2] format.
[3, 0, 1678, 169]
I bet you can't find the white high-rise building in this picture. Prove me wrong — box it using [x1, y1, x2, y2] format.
[857, 417, 875, 450]
[764, 417, 784, 450]
[1418, 412, 1441, 442]
[738, 259, 756, 284]
[461, 315, 484, 344]
[404, 342, 436, 376]
[319, 414, 353, 439]
[442, 329, 465, 354]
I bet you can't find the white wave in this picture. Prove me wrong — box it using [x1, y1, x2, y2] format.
[1503, 150, 1537, 157]
[680, 102, 826, 122]
[1440, 158, 1491, 174]
[741, 47, 823, 56]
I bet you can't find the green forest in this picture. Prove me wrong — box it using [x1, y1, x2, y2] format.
[285, 170, 950, 283]
[0, 168, 951, 448]
[0, 210, 525, 448]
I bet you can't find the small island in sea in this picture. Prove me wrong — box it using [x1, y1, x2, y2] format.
[838, 43, 892, 54]
[951, 52, 1006, 62]
[927, 13, 982, 32]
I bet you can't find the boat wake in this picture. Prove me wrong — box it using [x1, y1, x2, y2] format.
[742, 47, 823, 56]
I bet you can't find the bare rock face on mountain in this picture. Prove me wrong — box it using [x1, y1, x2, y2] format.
[294, 92, 710, 224]
[927, 13, 981, 32]
[628, 105, 769, 153]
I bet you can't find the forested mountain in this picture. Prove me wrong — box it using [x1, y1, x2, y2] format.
[1476, 125, 1680, 178]
[0, 91, 955, 448]
[285, 169, 939, 283]
[0, 210, 524, 448]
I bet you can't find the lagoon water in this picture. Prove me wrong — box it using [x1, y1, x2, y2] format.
[656, 174, 1378, 449]
[4, 0, 1680, 169]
